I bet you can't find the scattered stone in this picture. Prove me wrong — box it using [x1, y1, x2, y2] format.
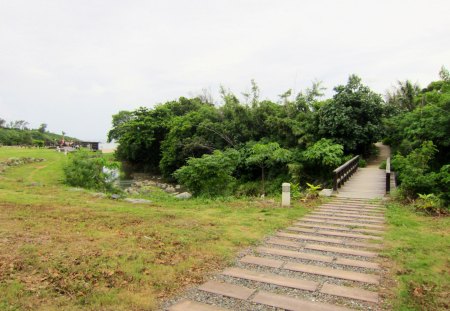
[110, 194, 120, 200]
[175, 192, 192, 199]
[175, 184, 181, 190]
[124, 198, 152, 204]
[319, 189, 333, 197]
[165, 186, 176, 193]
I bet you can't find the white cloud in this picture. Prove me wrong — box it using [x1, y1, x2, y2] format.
[1, 0, 449, 140]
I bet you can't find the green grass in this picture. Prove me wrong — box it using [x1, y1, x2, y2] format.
[383, 201, 450, 311]
[0, 147, 313, 310]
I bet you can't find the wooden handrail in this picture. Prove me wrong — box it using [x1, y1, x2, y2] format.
[333, 155, 359, 191]
[386, 157, 391, 193]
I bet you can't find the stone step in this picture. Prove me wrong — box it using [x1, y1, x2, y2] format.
[240, 255, 283, 268]
[276, 231, 379, 249]
[323, 203, 383, 210]
[266, 237, 302, 248]
[257, 246, 380, 270]
[306, 215, 385, 224]
[198, 280, 256, 300]
[276, 232, 343, 245]
[294, 223, 384, 235]
[316, 230, 383, 240]
[319, 207, 384, 215]
[331, 198, 382, 204]
[285, 226, 317, 234]
[284, 262, 380, 284]
[335, 257, 380, 269]
[222, 267, 318, 291]
[321, 283, 378, 303]
[257, 246, 333, 263]
[298, 219, 384, 229]
[240, 254, 379, 284]
[252, 291, 352, 311]
[168, 300, 229, 311]
[313, 211, 385, 220]
[304, 243, 378, 258]
[327, 199, 383, 205]
[321, 205, 384, 211]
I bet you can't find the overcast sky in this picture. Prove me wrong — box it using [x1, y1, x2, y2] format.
[1, 0, 449, 141]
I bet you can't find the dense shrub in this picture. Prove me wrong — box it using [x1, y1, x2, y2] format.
[173, 149, 240, 197]
[392, 141, 449, 210]
[392, 141, 438, 198]
[289, 139, 344, 184]
[64, 150, 120, 192]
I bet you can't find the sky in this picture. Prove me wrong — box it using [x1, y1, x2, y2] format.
[1, 0, 449, 141]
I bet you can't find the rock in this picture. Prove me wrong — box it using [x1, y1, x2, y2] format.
[175, 192, 192, 199]
[91, 192, 106, 198]
[110, 194, 121, 200]
[124, 198, 152, 204]
[319, 188, 334, 197]
[160, 183, 168, 189]
[165, 186, 176, 193]
[175, 185, 181, 190]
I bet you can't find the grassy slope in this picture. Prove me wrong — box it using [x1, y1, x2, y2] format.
[383, 201, 450, 311]
[0, 147, 311, 310]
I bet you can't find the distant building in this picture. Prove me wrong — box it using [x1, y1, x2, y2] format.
[78, 141, 99, 151]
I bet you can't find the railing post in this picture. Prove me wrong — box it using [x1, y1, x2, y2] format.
[386, 157, 391, 194]
[333, 172, 338, 191]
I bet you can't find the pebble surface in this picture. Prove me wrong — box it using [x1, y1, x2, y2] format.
[162, 198, 386, 311]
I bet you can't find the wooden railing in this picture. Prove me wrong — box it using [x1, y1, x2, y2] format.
[333, 155, 360, 191]
[386, 157, 391, 194]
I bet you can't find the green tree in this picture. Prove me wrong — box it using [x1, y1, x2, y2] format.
[386, 80, 421, 112]
[316, 75, 384, 154]
[38, 123, 47, 133]
[107, 110, 133, 142]
[246, 142, 292, 195]
[303, 138, 344, 169]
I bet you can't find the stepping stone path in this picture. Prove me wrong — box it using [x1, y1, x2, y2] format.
[166, 197, 386, 310]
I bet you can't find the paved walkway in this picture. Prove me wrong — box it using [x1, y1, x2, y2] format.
[337, 143, 391, 199]
[167, 145, 390, 311]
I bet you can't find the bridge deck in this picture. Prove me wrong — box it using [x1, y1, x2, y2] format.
[336, 143, 392, 199]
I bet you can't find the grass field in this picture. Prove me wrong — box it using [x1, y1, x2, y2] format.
[0, 147, 312, 310]
[382, 201, 450, 311]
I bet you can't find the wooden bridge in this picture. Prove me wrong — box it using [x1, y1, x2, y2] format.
[167, 144, 393, 311]
[333, 143, 394, 199]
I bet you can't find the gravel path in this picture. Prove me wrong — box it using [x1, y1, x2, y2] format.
[163, 197, 386, 311]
